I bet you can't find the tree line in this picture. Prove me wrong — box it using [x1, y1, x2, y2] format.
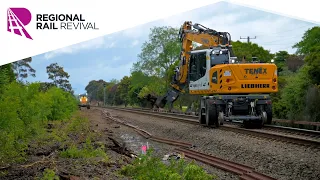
[0, 59, 78, 165]
[86, 26, 320, 122]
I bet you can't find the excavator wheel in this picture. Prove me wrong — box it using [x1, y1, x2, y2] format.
[205, 100, 219, 127]
[198, 108, 206, 125]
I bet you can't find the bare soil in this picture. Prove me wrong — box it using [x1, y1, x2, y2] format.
[104, 108, 320, 180]
[0, 108, 136, 180]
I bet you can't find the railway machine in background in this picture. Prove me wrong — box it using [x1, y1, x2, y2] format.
[78, 93, 91, 109]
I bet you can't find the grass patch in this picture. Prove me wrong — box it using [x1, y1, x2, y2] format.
[120, 149, 216, 180]
[59, 137, 108, 162]
[40, 168, 59, 180]
[56, 112, 109, 162]
[23, 110, 108, 167]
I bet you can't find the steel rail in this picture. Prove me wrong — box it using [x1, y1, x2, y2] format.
[101, 106, 320, 147]
[100, 108, 277, 180]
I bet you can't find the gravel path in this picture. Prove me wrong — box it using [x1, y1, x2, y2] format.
[106, 108, 320, 180]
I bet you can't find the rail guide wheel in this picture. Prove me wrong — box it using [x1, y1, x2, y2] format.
[205, 99, 220, 128]
[265, 104, 272, 124]
[259, 111, 268, 129]
[199, 108, 206, 125]
[218, 111, 224, 125]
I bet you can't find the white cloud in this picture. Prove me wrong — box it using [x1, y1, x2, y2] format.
[43, 36, 107, 59]
[65, 60, 134, 92]
[156, 1, 315, 54]
[112, 56, 121, 61]
[131, 40, 139, 47]
[105, 42, 116, 48]
[190, 11, 314, 54]
[121, 25, 147, 39]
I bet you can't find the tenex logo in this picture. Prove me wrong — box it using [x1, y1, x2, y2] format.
[244, 67, 267, 75]
[7, 8, 33, 40]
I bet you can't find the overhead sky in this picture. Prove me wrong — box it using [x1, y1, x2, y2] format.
[27, 1, 317, 95]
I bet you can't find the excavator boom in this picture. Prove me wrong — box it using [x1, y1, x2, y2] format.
[154, 21, 234, 109]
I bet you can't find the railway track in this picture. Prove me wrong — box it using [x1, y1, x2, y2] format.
[101, 109, 276, 180]
[100, 106, 320, 148]
[175, 148, 276, 180]
[103, 106, 320, 129]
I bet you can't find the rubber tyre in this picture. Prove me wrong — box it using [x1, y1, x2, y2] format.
[205, 100, 218, 127]
[265, 104, 272, 124]
[199, 108, 206, 125]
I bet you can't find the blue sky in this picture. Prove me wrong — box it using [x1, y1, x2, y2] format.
[27, 1, 317, 95]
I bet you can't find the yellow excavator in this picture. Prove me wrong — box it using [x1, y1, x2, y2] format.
[152, 21, 278, 128]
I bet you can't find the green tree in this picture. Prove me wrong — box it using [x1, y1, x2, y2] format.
[133, 26, 180, 80]
[293, 26, 320, 55]
[277, 26, 320, 122]
[194, 41, 273, 63]
[46, 63, 73, 93]
[117, 76, 132, 107]
[293, 26, 320, 85]
[274, 51, 289, 72]
[0, 63, 15, 89]
[286, 54, 304, 72]
[127, 71, 155, 107]
[231, 41, 273, 62]
[302, 45, 320, 85]
[12, 57, 36, 82]
[85, 80, 108, 102]
[105, 81, 117, 105]
[280, 65, 312, 120]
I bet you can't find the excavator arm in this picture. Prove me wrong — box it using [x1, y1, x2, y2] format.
[153, 21, 233, 110]
[175, 21, 232, 86]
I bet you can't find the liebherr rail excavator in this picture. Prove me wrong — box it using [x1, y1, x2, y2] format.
[151, 21, 278, 128]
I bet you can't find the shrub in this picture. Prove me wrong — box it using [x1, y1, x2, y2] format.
[120, 149, 215, 180]
[0, 82, 78, 166]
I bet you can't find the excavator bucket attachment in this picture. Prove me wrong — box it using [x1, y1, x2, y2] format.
[155, 89, 180, 109]
[145, 94, 157, 107]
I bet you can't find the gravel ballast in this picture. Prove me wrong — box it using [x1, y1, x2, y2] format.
[106, 108, 320, 180]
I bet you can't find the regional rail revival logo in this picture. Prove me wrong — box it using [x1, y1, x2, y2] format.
[7, 7, 99, 40]
[7, 8, 33, 40]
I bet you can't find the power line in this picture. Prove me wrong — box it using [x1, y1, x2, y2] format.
[254, 24, 314, 37]
[258, 34, 302, 44]
[240, 36, 256, 43]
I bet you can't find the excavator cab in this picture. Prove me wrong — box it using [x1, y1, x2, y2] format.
[188, 46, 235, 93]
[155, 46, 234, 110]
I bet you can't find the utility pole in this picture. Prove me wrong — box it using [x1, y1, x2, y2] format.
[103, 84, 106, 107]
[240, 36, 256, 43]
